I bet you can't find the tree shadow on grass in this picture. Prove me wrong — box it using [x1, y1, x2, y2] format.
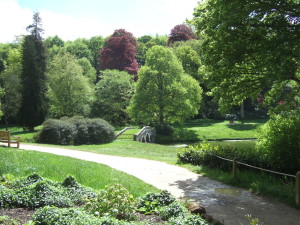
[225, 124, 261, 131]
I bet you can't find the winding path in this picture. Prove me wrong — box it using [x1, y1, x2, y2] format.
[19, 144, 300, 225]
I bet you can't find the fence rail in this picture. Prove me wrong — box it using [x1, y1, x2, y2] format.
[209, 153, 300, 205]
[117, 134, 134, 140]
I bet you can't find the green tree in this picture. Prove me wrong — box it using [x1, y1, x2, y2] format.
[19, 12, 47, 131]
[78, 57, 97, 84]
[128, 46, 202, 125]
[137, 35, 167, 67]
[173, 45, 201, 81]
[256, 110, 300, 174]
[87, 36, 104, 78]
[0, 48, 22, 126]
[45, 35, 65, 60]
[92, 70, 135, 125]
[47, 53, 94, 118]
[64, 38, 93, 63]
[191, 0, 300, 113]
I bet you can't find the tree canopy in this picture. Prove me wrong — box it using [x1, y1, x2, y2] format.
[47, 53, 94, 118]
[167, 24, 196, 46]
[191, 0, 300, 113]
[0, 48, 22, 125]
[128, 46, 202, 125]
[92, 70, 134, 125]
[100, 29, 139, 80]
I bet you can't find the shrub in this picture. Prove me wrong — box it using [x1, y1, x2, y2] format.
[158, 201, 187, 221]
[67, 116, 89, 145]
[155, 123, 174, 136]
[35, 119, 76, 145]
[0, 215, 18, 225]
[177, 142, 270, 171]
[0, 185, 14, 208]
[36, 117, 115, 145]
[156, 127, 198, 144]
[168, 214, 210, 225]
[256, 111, 300, 174]
[13, 180, 72, 208]
[86, 118, 115, 144]
[33, 206, 102, 225]
[0, 174, 96, 209]
[138, 190, 175, 210]
[33, 206, 137, 225]
[85, 184, 137, 221]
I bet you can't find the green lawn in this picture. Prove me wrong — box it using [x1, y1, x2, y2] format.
[0, 148, 158, 197]
[174, 119, 266, 140]
[50, 140, 179, 164]
[1, 119, 266, 144]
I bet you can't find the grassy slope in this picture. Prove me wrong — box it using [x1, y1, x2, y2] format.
[175, 119, 266, 140]
[0, 148, 158, 197]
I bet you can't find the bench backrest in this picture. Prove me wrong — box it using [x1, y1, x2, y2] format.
[0, 131, 10, 140]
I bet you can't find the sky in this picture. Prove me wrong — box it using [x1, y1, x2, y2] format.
[0, 0, 200, 43]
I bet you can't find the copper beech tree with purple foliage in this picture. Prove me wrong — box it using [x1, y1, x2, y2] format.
[167, 24, 196, 46]
[99, 29, 139, 81]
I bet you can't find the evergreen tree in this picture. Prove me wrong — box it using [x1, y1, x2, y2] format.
[19, 12, 47, 131]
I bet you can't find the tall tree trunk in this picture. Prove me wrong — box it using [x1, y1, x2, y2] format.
[241, 100, 245, 123]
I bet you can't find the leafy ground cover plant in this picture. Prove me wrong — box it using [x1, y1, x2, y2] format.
[137, 190, 210, 224]
[85, 183, 137, 221]
[33, 206, 138, 225]
[1, 175, 212, 225]
[0, 174, 96, 209]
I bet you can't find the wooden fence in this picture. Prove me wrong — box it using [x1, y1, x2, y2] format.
[210, 153, 300, 206]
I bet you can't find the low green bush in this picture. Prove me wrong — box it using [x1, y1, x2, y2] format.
[137, 190, 175, 210]
[167, 214, 210, 225]
[86, 118, 115, 144]
[35, 119, 76, 145]
[34, 206, 111, 225]
[155, 123, 174, 136]
[158, 201, 187, 221]
[36, 117, 115, 145]
[177, 142, 270, 171]
[256, 111, 300, 174]
[85, 184, 137, 221]
[156, 128, 198, 143]
[33, 206, 141, 225]
[0, 174, 96, 209]
[0, 215, 18, 225]
[0, 185, 14, 208]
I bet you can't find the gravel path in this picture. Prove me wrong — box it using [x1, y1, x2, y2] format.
[20, 144, 300, 225]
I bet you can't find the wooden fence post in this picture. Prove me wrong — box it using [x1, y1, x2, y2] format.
[232, 158, 237, 180]
[296, 171, 300, 206]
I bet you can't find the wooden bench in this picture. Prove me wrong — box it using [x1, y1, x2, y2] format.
[0, 131, 20, 148]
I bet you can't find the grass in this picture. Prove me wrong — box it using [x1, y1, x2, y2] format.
[53, 140, 179, 164]
[174, 119, 266, 140]
[0, 126, 41, 142]
[0, 147, 159, 197]
[1, 118, 266, 144]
